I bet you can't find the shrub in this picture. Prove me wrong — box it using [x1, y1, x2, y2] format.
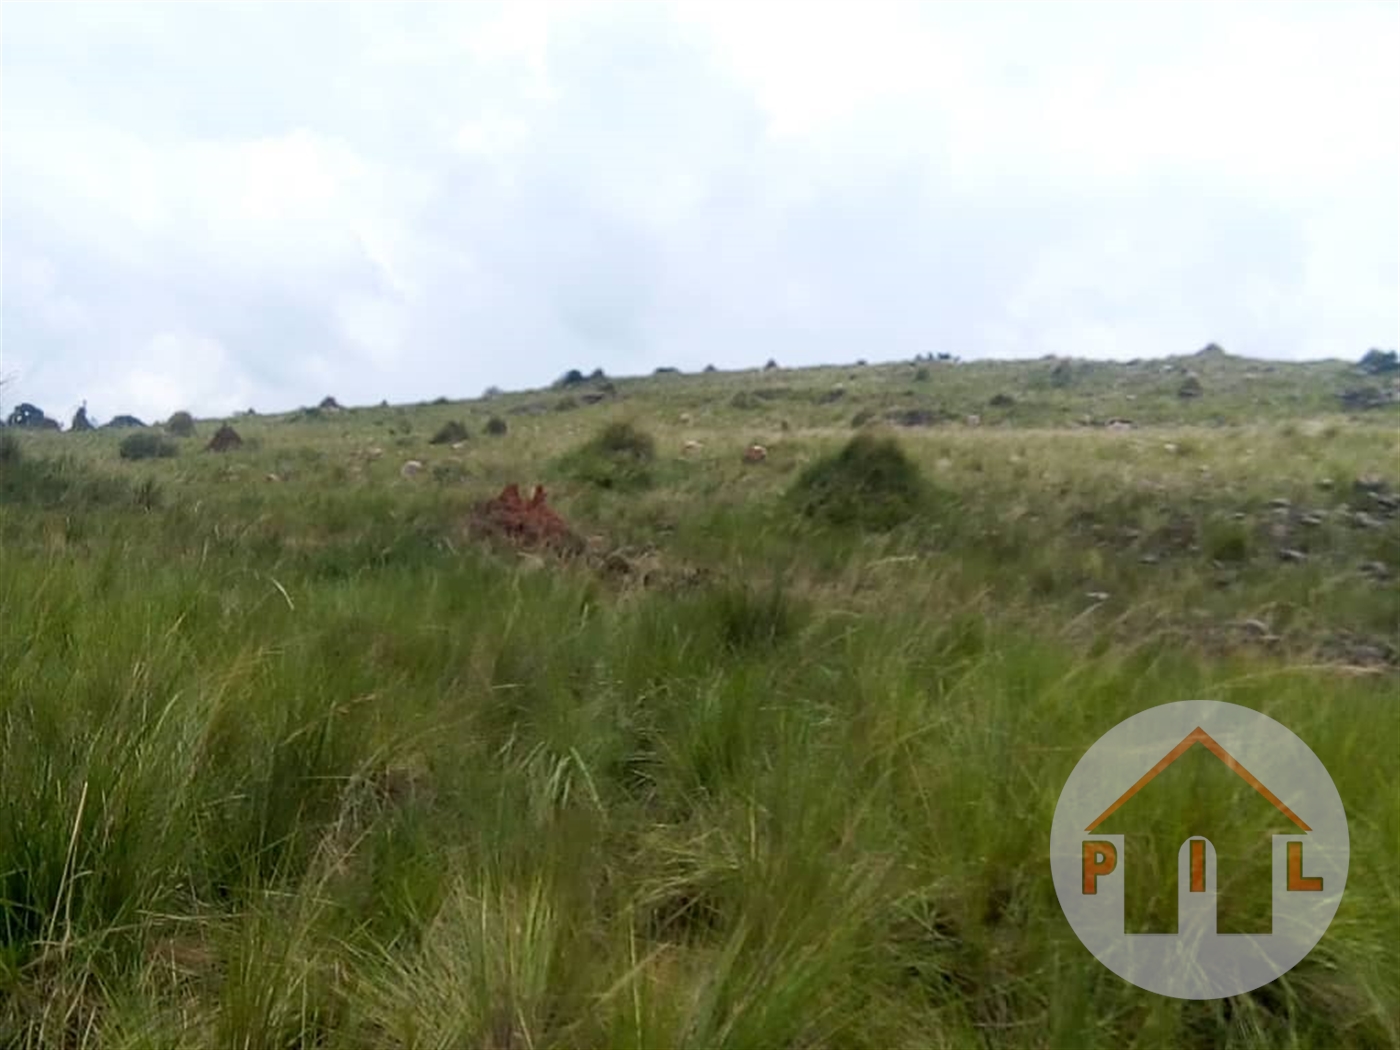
[788, 431, 929, 530]
[914, 367, 931, 382]
[1178, 374, 1204, 399]
[850, 408, 876, 428]
[166, 410, 196, 437]
[485, 416, 508, 436]
[555, 396, 580, 412]
[556, 369, 587, 388]
[560, 421, 656, 491]
[119, 432, 178, 460]
[0, 432, 21, 465]
[1359, 348, 1399, 375]
[429, 420, 470, 445]
[1204, 520, 1251, 563]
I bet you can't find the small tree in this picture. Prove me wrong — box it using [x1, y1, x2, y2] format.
[166, 410, 196, 437]
[1359, 349, 1399, 375]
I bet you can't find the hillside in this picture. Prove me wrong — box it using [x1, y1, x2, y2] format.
[1, 349, 1397, 1049]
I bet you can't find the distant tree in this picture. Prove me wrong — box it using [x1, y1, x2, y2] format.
[166, 410, 196, 437]
[556, 369, 587, 388]
[1359, 348, 1399, 375]
[71, 404, 95, 431]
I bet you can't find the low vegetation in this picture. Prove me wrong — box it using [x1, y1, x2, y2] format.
[118, 431, 178, 460]
[0, 349, 1396, 1049]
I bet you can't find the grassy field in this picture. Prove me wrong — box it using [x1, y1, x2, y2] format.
[2, 349, 1398, 1049]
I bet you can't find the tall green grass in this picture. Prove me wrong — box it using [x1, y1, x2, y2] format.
[1, 400, 1396, 1048]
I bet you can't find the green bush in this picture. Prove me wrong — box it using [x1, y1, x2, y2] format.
[429, 420, 469, 445]
[788, 432, 929, 530]
[560, 421, 656, 491]
[166, 411, 196, 437]
[485, 416, 508, 436]
[119, 432, 178, 461]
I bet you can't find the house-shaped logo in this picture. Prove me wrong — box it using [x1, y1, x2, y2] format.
[1050, 701, 1349, 1000]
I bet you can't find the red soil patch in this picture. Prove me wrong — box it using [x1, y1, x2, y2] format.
[470, 483, 584, 554]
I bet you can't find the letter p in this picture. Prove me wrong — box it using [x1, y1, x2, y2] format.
[1082, 840, 1117, 894]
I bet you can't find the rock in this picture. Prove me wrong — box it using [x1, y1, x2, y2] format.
[1105, 418, 1134, 430]
[965, 414, 982, 427]
[401, 460, 424, 477]
[743, 444, 768, 463]
[365, 447, 384, 460]
[1277, 548, 1308, 563]
[1086, 591, 1110, 602]
[1317, 478, 1335, 490]
[1268, 498, 1291, 510]
[1240, 618, 1274, 638]
[1299, 512, 1326, 527]
[1354, 474, 1387, 494]
[682, 439, 704, 454]
[1139, 554, 1160, 565]
[679, 413, 693, 424]
[1359, 561, 1391, 580]
[1352, 511, 1384, 529]
[1163, 442, 1178, 453]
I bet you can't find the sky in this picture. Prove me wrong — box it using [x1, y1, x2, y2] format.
[2, 0, 1398, 423]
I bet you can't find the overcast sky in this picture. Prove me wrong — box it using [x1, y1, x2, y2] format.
[2, 1, 1397, 423]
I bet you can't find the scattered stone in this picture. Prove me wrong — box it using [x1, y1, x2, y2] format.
[1352, 511, 1384, 529]
[1231, 512, 1248, 521]
[365, 446, 384, 460]
[401, 460, 424, 477]
[1163, 442, 1178, 453]
[966, 414, 982, 427]
[206, 424, 243, 452]
[1317, 478, 1335, 490]
[1139, 554, 1160, 565]
[680, 413, 693, 424]
[1359, 561, 1391, 580]
[1240, 618, 1274, 638]
[1086, 591, 1110, 602]
[1277, 548, 1308, 563]
[1299, 512, 1326, 527]
[1105, 418, 1134, 430]
[743, 444, 768, 463]
[1268, 498, 1291, 510]
[682, 439, 704, 454]
[1354, 474, 1387, 495]
[266, 473, 281, 483]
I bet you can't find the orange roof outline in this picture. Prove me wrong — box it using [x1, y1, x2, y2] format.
[1085, 726, 1310, 833]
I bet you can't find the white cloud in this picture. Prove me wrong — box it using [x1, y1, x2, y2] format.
[1, 0, 1397, 420]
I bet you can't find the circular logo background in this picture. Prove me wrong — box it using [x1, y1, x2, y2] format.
[1050, 700, 1348, 999]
